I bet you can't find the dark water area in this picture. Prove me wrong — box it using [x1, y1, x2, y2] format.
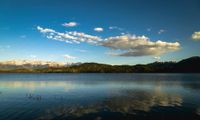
[0, 73, 200, 120]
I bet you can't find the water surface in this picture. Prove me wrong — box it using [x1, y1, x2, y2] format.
[0, 73, 200, 120]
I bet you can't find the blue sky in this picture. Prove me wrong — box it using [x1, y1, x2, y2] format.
[0, 0, 200, 65]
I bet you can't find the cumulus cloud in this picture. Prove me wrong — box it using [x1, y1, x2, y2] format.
[64, 54, 77, 59]
[62, 22, 78, 27]
[37, 26, 102, 44]
[68, 31, 102, 43]
[37, 26, 180, 57]
[101, 35, 180, 57]
[192, 31, 200, 40]
[94, 27, 104, 32]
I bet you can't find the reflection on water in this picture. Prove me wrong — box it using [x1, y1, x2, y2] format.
[197, 108, 200, 116]
[38, 90, 182, 120]
[0, 81, 75, 89]
[0, 73, 200, 120]
[26, 93, 42, 101]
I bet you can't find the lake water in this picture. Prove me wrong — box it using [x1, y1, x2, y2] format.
[0, 73, 200, 120]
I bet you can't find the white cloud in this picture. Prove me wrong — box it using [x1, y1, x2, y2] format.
[101, 35, 180, 57]
[94, 27, 103, 32]
[68, 31, 102, 43]
[62, 22, 78, 27]
[191, 31, 200, 40]
[158, 29, 165, 34]
[37, 26, 181, 57]
[63, 54, 77, 59]
[37, 26, 55, 33]
[37, 26, 102, 44]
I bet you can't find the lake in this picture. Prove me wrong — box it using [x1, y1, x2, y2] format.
[0, 73, 200, 120]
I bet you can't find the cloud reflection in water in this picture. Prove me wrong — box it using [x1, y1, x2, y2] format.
[37, 86, 182, 120]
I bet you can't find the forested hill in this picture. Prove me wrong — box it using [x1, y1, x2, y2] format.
[0, 56, 200, 73]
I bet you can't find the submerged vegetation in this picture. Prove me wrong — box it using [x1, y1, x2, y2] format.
[0, 56, 200, 73]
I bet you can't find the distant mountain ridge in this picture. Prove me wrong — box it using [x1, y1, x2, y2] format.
[0, 56, 200, 73]
[0, 60, 81, 70]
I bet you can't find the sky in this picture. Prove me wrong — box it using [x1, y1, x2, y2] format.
[0, 0, 200, 65]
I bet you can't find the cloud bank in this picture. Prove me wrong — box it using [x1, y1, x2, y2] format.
[37, 26, 180, 57]
[101, 35, 180, 56]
